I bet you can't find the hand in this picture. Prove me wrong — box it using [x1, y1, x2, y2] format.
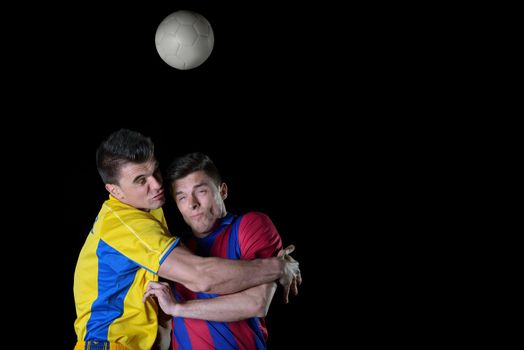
[143, 281, 178, 316]
[277, 245, 302, 304]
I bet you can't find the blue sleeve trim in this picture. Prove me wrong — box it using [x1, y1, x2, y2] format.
[159, 237, 180, 266]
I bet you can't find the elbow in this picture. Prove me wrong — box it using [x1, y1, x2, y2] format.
[191, 265, 216, 293]
[252, 295, 270, 318]
[184, 259, 216, 293]
[197, 279, 213, 293]
[250, 282, 276, 318]
[254, 305, 269, 318]
[186, 276, 213, 293]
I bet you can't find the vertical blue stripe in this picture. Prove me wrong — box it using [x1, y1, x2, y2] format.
[197, 213, 236, 256]
[202, 215, 244, 349]
[173, 317, 193, 350]
[207, 321, 238, 349]
[85, 240, 138, 341]
[247, 317, 267, 350]
[227, 215, 243, 259]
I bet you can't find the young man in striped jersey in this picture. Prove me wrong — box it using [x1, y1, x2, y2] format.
[144, 152, 301, 350]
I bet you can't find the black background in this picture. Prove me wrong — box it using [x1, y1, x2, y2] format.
[5, 1, 430, 348]
[43, 1, 347, 348]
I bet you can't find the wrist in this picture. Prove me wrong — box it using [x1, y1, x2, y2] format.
[170, 303, 181, 317]
[274, 256, 285, 279]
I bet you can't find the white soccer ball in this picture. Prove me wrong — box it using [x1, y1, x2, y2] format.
[155, 10, 214, 70]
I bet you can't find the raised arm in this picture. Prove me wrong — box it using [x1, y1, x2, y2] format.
[158, 243, 298, 295]
[144, 281, 277, 322]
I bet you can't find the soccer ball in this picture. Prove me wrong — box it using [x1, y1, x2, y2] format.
[155, 10, 214, 70]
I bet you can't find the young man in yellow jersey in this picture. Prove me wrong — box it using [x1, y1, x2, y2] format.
[73, 129, 300, 350]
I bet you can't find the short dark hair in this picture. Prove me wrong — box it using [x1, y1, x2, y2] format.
[96, 129, 155, 184]
[166, 152, 222, 188]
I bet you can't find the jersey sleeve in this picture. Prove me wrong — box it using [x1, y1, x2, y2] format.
[238, 212, 283, 259]
[100, 207, 179, 273]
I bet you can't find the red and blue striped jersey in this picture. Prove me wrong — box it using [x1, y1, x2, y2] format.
[172, 212, 283, 350]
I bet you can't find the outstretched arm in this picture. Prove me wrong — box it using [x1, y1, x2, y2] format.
[158, 244, 299, 297]
[144, 281, 277, 322]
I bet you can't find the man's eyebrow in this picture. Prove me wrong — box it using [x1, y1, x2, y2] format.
[132, 174, 146, 184]
[132, 162, 159, 184]
[175, 182, 207, 196]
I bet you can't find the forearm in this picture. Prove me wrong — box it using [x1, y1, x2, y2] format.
[173, 294, 256, 322]
[199, 257, 282, 294]
[158, 245, 283, 294]
[170, 283, 277, 322]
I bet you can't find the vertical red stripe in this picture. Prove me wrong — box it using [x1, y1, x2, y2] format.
[210, 226, 231, 258]
[172, 331, 179, 350]
[185, 319, 215, 349]
[228, 321, 256, 350]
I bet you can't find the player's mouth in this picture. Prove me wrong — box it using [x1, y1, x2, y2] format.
[190, 213, 203, 220]
[152, 191, 164, 200]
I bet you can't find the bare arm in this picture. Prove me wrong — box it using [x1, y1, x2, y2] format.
[158, 243, 288, 294]
[144, 281, 277, 322]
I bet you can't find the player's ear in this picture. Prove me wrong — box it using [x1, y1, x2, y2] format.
[106, 183, 123, 199]
[220, 182, 228, 200]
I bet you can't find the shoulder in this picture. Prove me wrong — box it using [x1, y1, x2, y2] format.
[237, 212, 282, 258]
[239, 212, 274, 229]
[238, 211, 278, 239]
[101, 202, 167, 237]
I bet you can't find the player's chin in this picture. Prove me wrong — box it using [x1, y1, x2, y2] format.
[150, 197, 165, 210]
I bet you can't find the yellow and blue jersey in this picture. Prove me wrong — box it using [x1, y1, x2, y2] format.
[74, 195, 179, 350]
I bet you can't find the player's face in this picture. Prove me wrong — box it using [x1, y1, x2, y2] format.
[107, 159, 165, 211]
[172, 170, 227, 237]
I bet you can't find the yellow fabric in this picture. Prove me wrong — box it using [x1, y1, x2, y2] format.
[74, 195, 179, 350]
